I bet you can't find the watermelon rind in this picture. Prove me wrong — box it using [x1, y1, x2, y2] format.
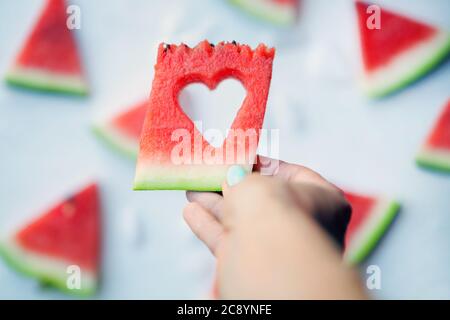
[134, 164, 252, 191]
[362, 31, 450, 98]
[229, 0, 296, 26]
[345, 199, 400, 264]
[5, 66, 88, 96]
[0, 239, 97, 297]
[92, 124, 138, 159]
[416, 148, 450, 173]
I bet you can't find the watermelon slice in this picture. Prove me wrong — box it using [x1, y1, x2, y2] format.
[134, 41, 274, 191]
[355, 1, 450, 98]
[93, 100, 148, 158]
[343, 190, 399, 264]
[0, 183, 101, 296]
[5, 0, 88, 95]
[416, 99, 450, 173]
[229, 0, 298, 26]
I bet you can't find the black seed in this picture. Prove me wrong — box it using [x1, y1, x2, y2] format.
[210, 43, 215, 47]
[232, 40, 237, 45]
[163, 43, 171, 53]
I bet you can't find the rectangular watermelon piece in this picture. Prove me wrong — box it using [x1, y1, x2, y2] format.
[416, 99, 450, 173]
[344, 190, 400, 264]
[355, 1, 450, 98]
[0, 183, 101, 296]
[5, 0, 88, 95]
[134, 41, 275, 191]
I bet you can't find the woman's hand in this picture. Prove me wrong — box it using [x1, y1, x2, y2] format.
[183, 156, 367, 299]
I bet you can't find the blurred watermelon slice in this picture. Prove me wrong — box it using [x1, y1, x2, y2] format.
[416, 100, 450, 173]
[0, 183, 101, 296]
[93, 100, 148, 158]
[229, 0, 298, 26]
[355, 1, 450, 98]
[344, 191, 399, 264]
[5, 0, 88, 95]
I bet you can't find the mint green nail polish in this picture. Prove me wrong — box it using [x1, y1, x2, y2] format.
[227, 165, 247, 186]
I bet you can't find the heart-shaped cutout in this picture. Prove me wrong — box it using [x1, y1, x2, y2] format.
[179, 79, 246, 148]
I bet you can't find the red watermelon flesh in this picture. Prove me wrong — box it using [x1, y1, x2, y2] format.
[229, 0, 298, 26]
[134, 41, 275, 191]
[0, 183, 101, 296]
[93, 100, 148, 158]
[5, 0, 88, 95]
[355, 1, 450, 97]
[416, 99, 450, 172]
[344, 190, 399, 264]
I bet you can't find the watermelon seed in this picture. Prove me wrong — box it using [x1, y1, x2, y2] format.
[210, 43, 215, 48]
[163, 43, 171, 53]
[232, 40, 237, 45]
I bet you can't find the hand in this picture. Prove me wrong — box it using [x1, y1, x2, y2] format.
[185, 156, 350, 250]
[183, 156, 367, 299]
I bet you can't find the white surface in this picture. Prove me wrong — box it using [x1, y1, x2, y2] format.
[0, 0, 449, 299]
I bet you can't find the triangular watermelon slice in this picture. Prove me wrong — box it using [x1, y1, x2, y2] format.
[229, 0, 298, 26]
[5, 0, 88, 95]
[343, 190, 399, 264]
[134, 41, 274, 191]
[0, 183, 101, 296]
[355, 1, 450, 98]
[93, 100, 148, 158]
[416, 99, 450, 173]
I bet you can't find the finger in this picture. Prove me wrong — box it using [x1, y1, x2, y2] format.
[288, 183, 351, 249]
[183, 202, 224, 255]
[222, 178, 233, 199]
[253, 155, 283, 176]
[186, 191, 224, 220]
[255, 155, 334, 190]
[222, 174, 288, 227]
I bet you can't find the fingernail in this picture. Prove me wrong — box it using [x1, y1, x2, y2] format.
[226, 165, 247, 186]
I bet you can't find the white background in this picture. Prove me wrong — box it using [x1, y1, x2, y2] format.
[0, 0, 449, 299]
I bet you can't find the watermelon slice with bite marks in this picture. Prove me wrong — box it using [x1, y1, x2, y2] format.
[355, 1, 450, 98]
[416, 99, 450, 173]
[229, 0, 298, 26]
[5, 0, 88, 95]
[0, 183, 101, 296]
[93, 100, 148, 158]
[344, 190, 399, 264]
[134, 41, 274, 191]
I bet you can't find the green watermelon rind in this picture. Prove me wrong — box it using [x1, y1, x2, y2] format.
[5, 68, 88, 96]
[364, 34, 450, 98]
[134, 174, 225, 192]
[0, 240, 97, 297]
[134, 180, 224, 192]
[92, 124, 138, 159]
[134, 165, 253, 191]
[416, 149, 450, 173]
[229, 0, 296, 26]
[345, 200, 400, 264]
